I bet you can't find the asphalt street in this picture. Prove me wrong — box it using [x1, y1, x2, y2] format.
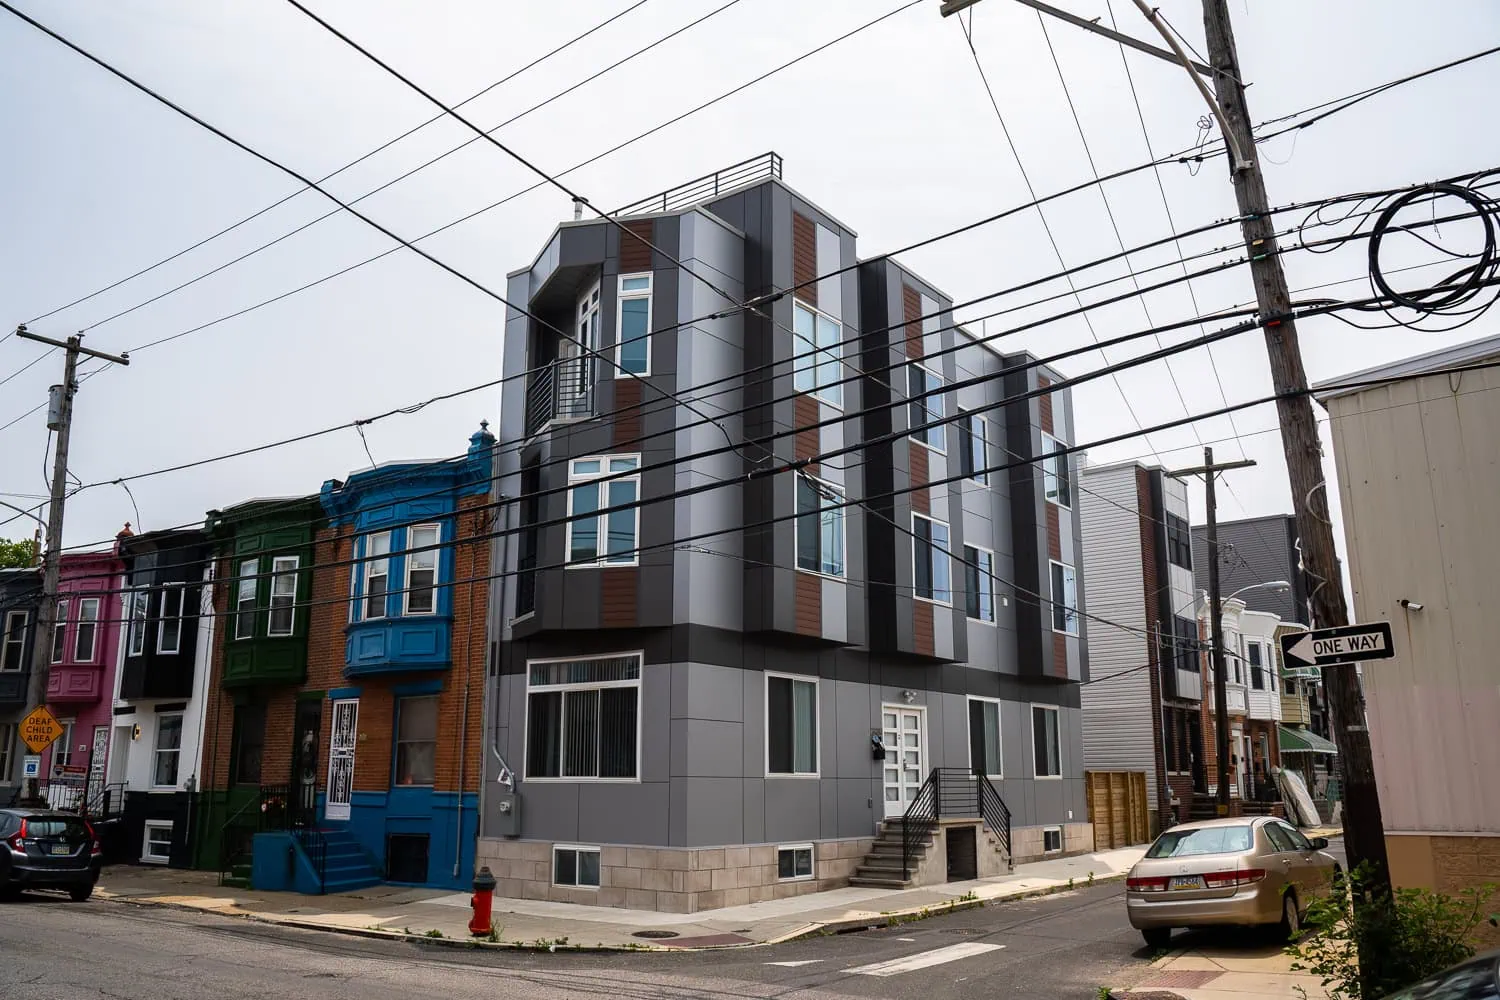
[0, 881, 1153, 1000]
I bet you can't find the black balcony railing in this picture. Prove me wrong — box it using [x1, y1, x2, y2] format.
[614, 152, 782, 217]
[525, 357, 593, 437]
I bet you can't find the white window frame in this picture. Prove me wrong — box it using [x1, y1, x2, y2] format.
[73, 597, 100, 663]
[156, 586, 184, 655]
[361, 531, 392, 621]
[776, 844, 815, 882]
[1248, 640, 1265, 690]
[0, 722, 13, 780]
[1042, 433, 1072, 509]
[1, 611, 27, 672]
[966, 695, 1005, 780]
[912, 513, 953, 606]
[152, 713, 184, 790]
[1042, 827, 1063, 854]
[959, 408, 988, 484]
[552, 844, 601, 889]
[963, 544, 997, 625]
[141, 820, 173, 864]
[1031, 703, 1063, 780]
[50, 599, 67, 663]
[268, 556, 299, 635]
[1049, 560, 1078, 636]
[765, 671, 820, 778]
[234, 559, 258, 640]
[127, 590, 147, 656]
[53, 720, 75, 771]
[565, 455, 642, 568]
[402, 526, 440, 616]
[523, 652, 644, 783]
[794, 474, 846, 579]
[792, 299, 844, 408]
[615, 272, 652, 377]
[907, 361, 947, 453]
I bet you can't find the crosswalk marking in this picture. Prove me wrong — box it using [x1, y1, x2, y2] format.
[847, 942, 1005, 977]
[765, 960, 824, 967]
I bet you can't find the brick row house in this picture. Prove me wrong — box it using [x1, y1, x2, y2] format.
[483, 157, 1091, 913]
[194, 427, 492, 891]
[0, 568, 41, 796]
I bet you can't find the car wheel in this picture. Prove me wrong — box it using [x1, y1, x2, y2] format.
[1141, 927, 1172, 949]
[1279, 892, 1300, 942]
[68, 883, 94, 903]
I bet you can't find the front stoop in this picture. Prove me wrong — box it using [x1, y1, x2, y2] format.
[849, 818, 1010, 889]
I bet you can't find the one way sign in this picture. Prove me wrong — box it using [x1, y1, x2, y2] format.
[1280, 622, 1395, 669]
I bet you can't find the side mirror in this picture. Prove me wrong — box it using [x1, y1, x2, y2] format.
[1310, 836, 1329, 850]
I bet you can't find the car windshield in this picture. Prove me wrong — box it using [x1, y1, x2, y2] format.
[1383, 955, 1500, 999]
[1146, 825, 1253, 858]
[25, 818, 90, 840]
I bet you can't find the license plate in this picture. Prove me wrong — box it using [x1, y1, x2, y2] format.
[1169, 875, 1204, 890]
[49, 844, 71, 856]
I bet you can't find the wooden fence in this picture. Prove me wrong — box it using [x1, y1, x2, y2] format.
[1085, 770, 1151, 848]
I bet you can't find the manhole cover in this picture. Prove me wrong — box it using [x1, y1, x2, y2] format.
[632, 930, 680, 939]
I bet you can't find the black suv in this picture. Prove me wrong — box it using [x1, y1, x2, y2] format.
[0, 808, 103, 901]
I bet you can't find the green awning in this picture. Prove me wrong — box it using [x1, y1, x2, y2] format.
[1279, 725, 1339, 755]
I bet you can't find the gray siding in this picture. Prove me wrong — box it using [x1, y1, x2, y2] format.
[1192, 515, 1308, 624]
[1078, 465, 1156, 803]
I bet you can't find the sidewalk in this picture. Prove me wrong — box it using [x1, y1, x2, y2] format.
[95, 846, 1145, 951]
[1112, 940, 1329, 999]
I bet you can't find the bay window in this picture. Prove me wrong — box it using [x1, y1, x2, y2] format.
[913, 514, 952, 604]
[235, 560, 257, 639]
[1050, 561, 1078, 635]
[964, 545, 996, 623]
[616, 274, 651, 376]
[795, 475, 845, 577]
[792, 301, 843, 406]
[74, 597, 99, 662]
[362, 532, 391, 620]
[908, 363, 946, 451]
[403, 526, 439, 615]
[268, 556, 298, 635]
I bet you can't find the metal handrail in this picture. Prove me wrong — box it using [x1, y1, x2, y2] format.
[900, 770, 941, 881]
[525, 357, 593, 436]
[975, 770, 1014, 871]
[614, 152, 783, 217]
[216, 791, 264, 886]
[294, 827, 327, 895]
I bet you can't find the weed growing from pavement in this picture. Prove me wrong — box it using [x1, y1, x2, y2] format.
[1067, 878, 1075, 891]
[1087, 871, 1095, 888]
[486, 926, 501, 943]
[424, 929, 443, 938]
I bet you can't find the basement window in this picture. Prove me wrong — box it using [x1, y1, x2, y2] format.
[777, 844, 814, 881]
[142, 821, 173, 864]
[1043, 827, 1063, 854]
[553, 845, 601, 888]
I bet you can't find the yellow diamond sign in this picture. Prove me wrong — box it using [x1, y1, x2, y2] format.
[20, 706, 64, 754]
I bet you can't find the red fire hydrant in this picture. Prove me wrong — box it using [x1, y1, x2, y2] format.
[469, 866, 496, 937]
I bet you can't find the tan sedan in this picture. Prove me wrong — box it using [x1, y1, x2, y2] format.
[1125, 816, 1341, 948]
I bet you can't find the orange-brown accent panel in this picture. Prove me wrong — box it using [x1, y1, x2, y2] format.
[613, 378, 643, 449]
[1046, 501, 1062, 562]
[793, 213, 817, 308]
[910, 440, 930, 516]
[1053, 631, 1069, 678]
[903, 283, 923, 359]
[795, 572, 823, 637]
[601, 567, 638, 628]
[913, 599, 935, 657]
[620, 220, 654, 273]
[794, 394, 821, 474]
[1038, 375, 1054, 435]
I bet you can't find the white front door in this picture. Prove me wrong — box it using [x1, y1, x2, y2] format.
[882, 707, 925, 820]
[326, 698, 358, 821]
[107, 726, 131, 786]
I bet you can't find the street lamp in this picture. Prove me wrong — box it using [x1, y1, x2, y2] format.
[1227, 580, 1290, 602]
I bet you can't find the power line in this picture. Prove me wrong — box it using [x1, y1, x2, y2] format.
[22, 0, 656, 329]
[0, 1, 755, 464]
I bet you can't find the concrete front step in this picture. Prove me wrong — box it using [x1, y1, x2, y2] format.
[849, 875, 914, 888]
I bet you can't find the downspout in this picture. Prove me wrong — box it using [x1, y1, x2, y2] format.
[186, 559, 216, 863]
[489, 497, 514, 791]
[453, 504, 480, 881]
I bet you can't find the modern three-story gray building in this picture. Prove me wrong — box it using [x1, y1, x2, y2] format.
[479, 155, 1092, 912]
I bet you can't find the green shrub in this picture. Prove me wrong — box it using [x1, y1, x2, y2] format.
[1287, 863, 1496, 999]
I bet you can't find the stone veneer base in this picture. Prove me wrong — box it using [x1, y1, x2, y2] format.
[475, 837, 875, 913]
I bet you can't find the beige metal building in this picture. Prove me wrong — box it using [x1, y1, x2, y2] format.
[1316, 335, 1500, 902]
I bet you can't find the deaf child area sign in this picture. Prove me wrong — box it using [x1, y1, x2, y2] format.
[1280, 621, 1395, 670]
[20, 705, 65, 754]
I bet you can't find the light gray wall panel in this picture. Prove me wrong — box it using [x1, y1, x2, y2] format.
[683, 777, 745, 846]
[671, 719, 744, 778]
[763, 779, 822, 843]
[577, 783, 671, 845]
[816, 222, 841, 318]
[822, 578, 848, 645]
[642, 664, 672, 780]
[742, 777, 766, 843]
[684, 662, 745, 722]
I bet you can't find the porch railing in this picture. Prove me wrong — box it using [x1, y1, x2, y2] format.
[900, 768, 1015, 880]
[524, 357, 593, 437]
[614, 152, 783, 217]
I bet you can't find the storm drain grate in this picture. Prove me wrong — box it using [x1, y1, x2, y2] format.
[632, 930, 680, 939]
[942, 927, 987, 936]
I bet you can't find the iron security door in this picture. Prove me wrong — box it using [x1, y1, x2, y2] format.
[325, 698, 358, 822]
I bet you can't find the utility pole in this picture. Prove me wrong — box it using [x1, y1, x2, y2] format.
[1194, 0, 1389, 892]
[1170, 448, 1254, 815]
[938, 0, 1391, 895]
[13, 324, 128, 805]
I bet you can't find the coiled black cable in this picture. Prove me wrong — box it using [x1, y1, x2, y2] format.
[1368, 181, 1498, 313]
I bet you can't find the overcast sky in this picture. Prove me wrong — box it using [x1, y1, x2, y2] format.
[2, 0, 1497, 582]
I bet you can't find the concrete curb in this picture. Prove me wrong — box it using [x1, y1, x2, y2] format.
[96, 869, 1132, 954]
